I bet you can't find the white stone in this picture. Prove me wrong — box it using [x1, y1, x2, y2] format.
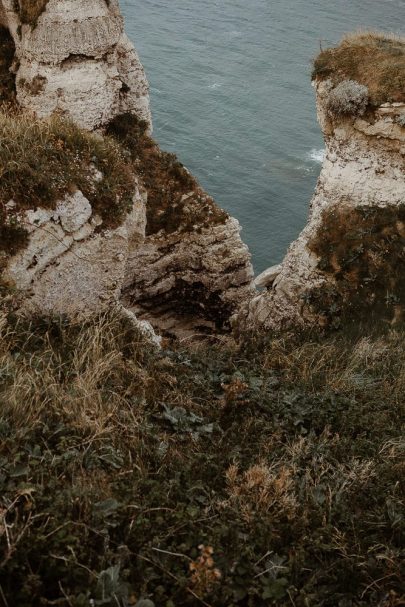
[56, 191, 92, 233]
[0, 0, 152, 131]
[237, 79, 405, 331]
[254, 264, 282, 288]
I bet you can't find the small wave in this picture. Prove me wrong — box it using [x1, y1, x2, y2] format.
[208, 82, 222, 90]
[308, 148, 325, 163]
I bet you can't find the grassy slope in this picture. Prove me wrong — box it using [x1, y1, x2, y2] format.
[0, 314, 403, 606]
[106, 114, 227, 236]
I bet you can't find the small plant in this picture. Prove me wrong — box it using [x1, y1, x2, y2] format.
[0, 108, 136, 255]
[327, 80, 369, 116]
[189, 545, 222, 597]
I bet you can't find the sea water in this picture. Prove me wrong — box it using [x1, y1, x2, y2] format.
[121, 0, 404, 273]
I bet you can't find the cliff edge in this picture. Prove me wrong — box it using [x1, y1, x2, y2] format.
[238, 32, 405, 332]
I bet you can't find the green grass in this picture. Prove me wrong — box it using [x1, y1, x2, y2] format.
[0, 109, 136, 256]
[313, 31, 405, 106]
[0, 313, 403, 606]
[106, 113, 228, 236]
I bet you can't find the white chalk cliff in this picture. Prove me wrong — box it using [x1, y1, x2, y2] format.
[0, 0, 151, 130]
[0, 0, 254, 330]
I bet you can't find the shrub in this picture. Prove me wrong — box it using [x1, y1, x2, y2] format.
[106, 113, 227, 235]
[327, 80, 369, 116]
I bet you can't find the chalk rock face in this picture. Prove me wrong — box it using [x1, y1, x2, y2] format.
[123, 215, 254, 336]
[0, 0, 151, 130]
[238, 80, 405, 331]
[3, 186, 146, 319]
[0, 0, 255, 331]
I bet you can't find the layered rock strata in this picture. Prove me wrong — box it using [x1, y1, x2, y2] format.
[0, 0, 151, 129]
[2, 184, 146, 319]
[239, 76, 405, 332]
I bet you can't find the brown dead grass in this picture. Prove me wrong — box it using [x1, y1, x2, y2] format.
[106, 113, 228, 236]
[18, 0, 49, 26]
[313, 31, 405, 105]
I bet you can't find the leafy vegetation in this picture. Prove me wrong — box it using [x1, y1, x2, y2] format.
[0, 313, 403, 606]
[0, 108, 136, 255]
[106, 113, 227, 235]
[313, 31, 405, 106]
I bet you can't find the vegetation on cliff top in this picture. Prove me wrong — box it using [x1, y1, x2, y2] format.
[0, 109, 136, 256]
[0, 312, 403, 606]
[313, 31, 405, 106]
[307, 202, 405, 328]
[106, 113, 228, 236]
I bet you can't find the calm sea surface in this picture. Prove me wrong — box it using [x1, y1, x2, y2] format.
[122, 0, 404, 273]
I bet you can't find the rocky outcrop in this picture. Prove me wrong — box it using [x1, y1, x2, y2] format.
[238, 74, 405, 332]
[2, 184, 146, 319]
[0, 0, 151, 130]
[0, 0, 255, 331]
[123, 215, 253, 335]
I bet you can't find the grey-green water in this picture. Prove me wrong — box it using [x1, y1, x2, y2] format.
[122, 0, 404, 272]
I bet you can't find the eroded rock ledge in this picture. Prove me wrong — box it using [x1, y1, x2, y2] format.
[238, 33, 405, 332]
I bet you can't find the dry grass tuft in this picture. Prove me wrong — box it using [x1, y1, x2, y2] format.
[313, 30, 405, 106]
